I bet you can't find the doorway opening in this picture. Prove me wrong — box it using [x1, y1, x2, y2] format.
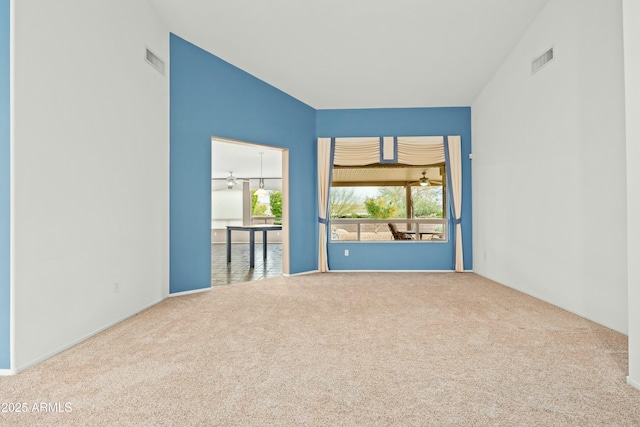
[211, 137, 289, 286]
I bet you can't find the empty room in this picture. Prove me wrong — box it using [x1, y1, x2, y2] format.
[1, 0, 640, 425]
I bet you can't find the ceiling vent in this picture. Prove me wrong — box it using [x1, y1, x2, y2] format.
[531, 47, 554, 74]
[145, 48, 165, 75]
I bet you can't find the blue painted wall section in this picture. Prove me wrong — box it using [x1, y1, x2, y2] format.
[0, 0, 10, 369]
[317, 108, 473, 271]
[170, 34, 317, 293]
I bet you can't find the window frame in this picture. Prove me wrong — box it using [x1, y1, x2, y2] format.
[329, 163, 448, 243]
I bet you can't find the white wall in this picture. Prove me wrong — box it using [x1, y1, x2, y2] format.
[623, 0, 640, 388]
[13, 0, 169, 369]
[472, 0, 627, 332]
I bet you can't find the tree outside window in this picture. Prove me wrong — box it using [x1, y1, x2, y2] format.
[252, 189, 283, 223]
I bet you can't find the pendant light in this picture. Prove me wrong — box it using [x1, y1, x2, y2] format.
[255, 152, 268, 196]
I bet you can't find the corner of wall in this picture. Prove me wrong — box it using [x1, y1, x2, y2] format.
[0, 0, 12, 371]
[12, 0, 169, 370]
[472, 0, 627, 332]
[623, 0, 640, 387]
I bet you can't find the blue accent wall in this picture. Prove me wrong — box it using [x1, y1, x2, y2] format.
[0, 0, 10, 369]
[317, 108, 473, 271]
[170, 34, 317, 293]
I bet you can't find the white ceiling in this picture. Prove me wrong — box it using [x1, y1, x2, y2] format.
[211, 139, 282, 180]
[150, 0, 549, 109]
[155, 1, 549, 178]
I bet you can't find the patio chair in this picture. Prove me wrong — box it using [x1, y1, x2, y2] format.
[388, 223, 413, 240]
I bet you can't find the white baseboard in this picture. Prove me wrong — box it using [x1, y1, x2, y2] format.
[264, 269, 473, 277]
[169, 286, 211, 297]
[628, 376, 640, 391]
[327, 269, 459, 273]
[0, 368, 17, 376]
[283, 270, 319, 277]
[16, 297, 165, 374]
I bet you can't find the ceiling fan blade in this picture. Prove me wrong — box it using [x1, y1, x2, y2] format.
[406, 180, 444, 187]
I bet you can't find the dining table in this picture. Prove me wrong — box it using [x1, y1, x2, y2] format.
[226, 224, 283, 268]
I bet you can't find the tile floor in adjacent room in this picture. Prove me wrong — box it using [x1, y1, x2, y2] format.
[211, 243, 282, 286]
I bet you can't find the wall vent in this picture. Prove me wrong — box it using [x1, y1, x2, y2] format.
[531, 47, 554, 74]
[145, 48, 165, 75]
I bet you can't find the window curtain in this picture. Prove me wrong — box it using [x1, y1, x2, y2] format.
[397, 136, 445, 165]
[319, 137, 379, 272]
[444, 136, 464, 272]
[334, 137, 380, 165]
[317, 138, 333, 272]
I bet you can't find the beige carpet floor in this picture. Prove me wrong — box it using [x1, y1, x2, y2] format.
[1, 272, 639, 426]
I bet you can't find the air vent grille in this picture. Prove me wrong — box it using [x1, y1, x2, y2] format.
[532, 47, 554, 74]
[145, 48, 165, 75]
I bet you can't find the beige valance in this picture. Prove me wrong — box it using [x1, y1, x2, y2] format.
[334, 136, 446, 166]
[397, 136, 445, 165]
[333, 137, 380, 166]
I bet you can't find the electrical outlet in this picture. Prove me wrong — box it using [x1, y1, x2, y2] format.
[113, 282, 120, 293]
[344, 249, 349, 256]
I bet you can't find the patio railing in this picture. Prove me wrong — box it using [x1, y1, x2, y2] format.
[329, 218, 447, 242]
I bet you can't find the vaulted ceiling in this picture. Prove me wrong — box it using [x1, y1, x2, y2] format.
[151, 0, 549, 179]
[149, 0, 549, 109]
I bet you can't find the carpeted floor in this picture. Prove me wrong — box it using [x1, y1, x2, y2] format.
[1, 272, 639, 426]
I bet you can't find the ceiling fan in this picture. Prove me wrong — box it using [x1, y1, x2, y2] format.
[212, 153, 273, 191]
[407, 169, 443, 187]
[226, 171, 238, 189]
[419, 171, 430, 186]
[210, 171, 250, 189]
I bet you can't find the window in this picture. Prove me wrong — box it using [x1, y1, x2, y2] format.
[330, 164, 447, 242]
[251, 188, 283, 225]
